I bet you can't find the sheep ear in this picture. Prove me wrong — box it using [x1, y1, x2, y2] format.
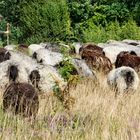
[4, 51, 11, 59]
[130, 51, 137, 56]
[39, 59, 43, 63]
[102, 51, 105, 56]
[32, 52, 37, 59]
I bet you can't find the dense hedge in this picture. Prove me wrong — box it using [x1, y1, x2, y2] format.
[0, 0, 140, 44]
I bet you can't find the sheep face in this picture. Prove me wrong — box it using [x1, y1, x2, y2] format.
[32, 52, 37, 59]
[29, 70, 40, 89]
[7, 65, 18, 82]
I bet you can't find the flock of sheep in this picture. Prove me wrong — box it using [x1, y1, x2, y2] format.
[0, 39, 140, 118]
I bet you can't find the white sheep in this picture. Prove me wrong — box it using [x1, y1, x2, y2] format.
[4, 45, 17, 51]
[0, 60, 29, 93]
[29, 64, 66, 94]
[103, 44, 140, 64]
[70, 58, 97, 80]
[107, 66, 139, 94]
[122, 39, 140, 46]
[28, 44, 44, 56]
[9, 50, 38, 73]
[7, 50, 66, 94]
[32, 48, 63, 66]
[72, 42, 83, 54]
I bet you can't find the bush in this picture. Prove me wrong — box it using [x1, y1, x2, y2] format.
[57, 59, 78, 81]
[133, 3, 140, 26]
[19, 0, 71, 44]
[80, 19, 140, 43]
[120, 20, 140, 39]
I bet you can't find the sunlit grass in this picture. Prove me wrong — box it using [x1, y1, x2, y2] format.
[0, 73, 140, 139]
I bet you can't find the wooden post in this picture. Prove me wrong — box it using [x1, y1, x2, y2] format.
[6, 23, 10, 45]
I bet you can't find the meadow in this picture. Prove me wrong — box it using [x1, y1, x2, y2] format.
[0, 72, 139, 140]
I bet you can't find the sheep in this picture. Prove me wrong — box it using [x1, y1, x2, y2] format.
[40, 42, 70, 53]
[103, 43, 140, 64]
[115, 51, 140, 74]
[3, 82, 39, 117]
[0, 60, 39, 117]
[9, 50, 38, 73]
[70, 58, 97, 80]
[4, 45, 17, 51]
[81, 49, 112, 74]
[29, 64, 66, 94]
[79, 43, 103, 55]
[98, 40, 130, 49]
[0, 60, 29, 93]
[107, 66, 139, 94]
[0, 48, 11, 63]
[122, 39, 140, 46]
[28, 44, 44, 56]
[4, 51, 65, 94]
[72, 42, 83, 54]
[32, 48, 63, 66]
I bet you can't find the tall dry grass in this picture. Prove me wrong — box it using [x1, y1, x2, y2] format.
[0, 73, 140, 140]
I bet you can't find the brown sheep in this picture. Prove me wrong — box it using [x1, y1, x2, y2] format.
[81, 49, 112, 74]
[79, 44, 103, 56]
[0, 48, 11, 63]
[3, 82, 39, 118]
[115, 51, 140, 73]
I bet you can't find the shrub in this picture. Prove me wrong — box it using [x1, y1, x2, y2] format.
[57, 60, 77, 81]
[120, 20, 140, 40]
[80, 19, 140, 43]
[19, 0, 71, 44]
[133, 3, 140, 26]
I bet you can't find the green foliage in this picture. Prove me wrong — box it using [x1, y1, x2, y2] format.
[0, 0, 21, 24]
[120, 20, 140, 40]
[53, 82, 62, 101]
[0, 18, 22, 45]
[0, 0, 140, 44]
[68, 1, 94, 24]
[94, 3, 130, 23]
[81, 20, 140, 43]
[19, 0, 71, 44]
[133, 3, 140, 25]
[57, 59, 77, 81]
